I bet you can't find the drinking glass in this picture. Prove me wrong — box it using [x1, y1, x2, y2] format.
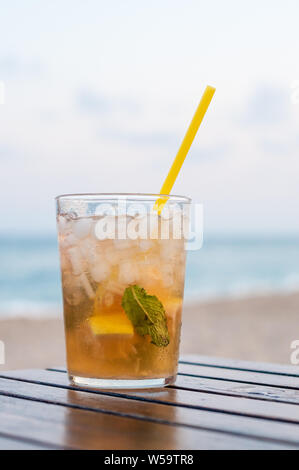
[56, 193, 190, 389]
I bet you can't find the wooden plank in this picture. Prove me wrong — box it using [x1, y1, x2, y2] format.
[17, 368, 299, 424]
[48, 365, 299, 399]
[0, 394, 281, 450]
[180, 354, 299, 376]
[2, 369, 299, 424]
[173, 375, 299, 405]
[48, 367, 299, 405]
[0, 376, 297, 448]
[178, 363, 299, 389]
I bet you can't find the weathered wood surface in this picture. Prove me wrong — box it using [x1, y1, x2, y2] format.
[1, 355, 299, 449]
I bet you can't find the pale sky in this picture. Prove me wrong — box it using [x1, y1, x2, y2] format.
[0, 0, 299, 234]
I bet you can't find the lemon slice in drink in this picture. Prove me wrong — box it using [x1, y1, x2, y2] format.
[88, 313, 134, 335]
[90, 283, 134, 335]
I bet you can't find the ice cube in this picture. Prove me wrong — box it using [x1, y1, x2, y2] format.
[106, 280, 126, 295]
[67, 246, 85, 275]
[118, 261, 139, 284]
[65, 211, 78, 220]
[90, 257, 110, 283]
[104, 292, 114, 307]
[144, 253, 160, 266]
[73, 218, 92, 239]
[138, 240, 153, 252]
[160, 239, 182, 261]
[59, 252, 71, 271]
[161, 264, 174, 287]
[79, 237, 97, 264]
[79, 273, 95, 299]
[61, 198, 87, 217]
[105, 242, 137, 265]
[113, 239, 132, 250]
[60, 233, 77, 248]
[139, 263, 162, 286]
[57, 215, 68, 233]
[104, 246, 122, 265]
[62, 272, 84, 306]
[65, 289, 83, 306]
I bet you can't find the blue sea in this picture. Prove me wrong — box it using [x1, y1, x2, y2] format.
[0, 234, 299, 318]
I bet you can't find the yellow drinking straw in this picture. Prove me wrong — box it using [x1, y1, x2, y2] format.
[154, 85, 216, 214]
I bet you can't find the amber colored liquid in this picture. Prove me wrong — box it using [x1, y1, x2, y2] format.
[59, 216, 186, 381]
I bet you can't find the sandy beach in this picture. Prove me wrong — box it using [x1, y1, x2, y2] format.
[0, 291, 298, 371]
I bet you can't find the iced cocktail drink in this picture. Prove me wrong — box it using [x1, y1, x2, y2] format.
[56, 194, 190, 389]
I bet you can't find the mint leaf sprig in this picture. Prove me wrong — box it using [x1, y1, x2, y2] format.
[121, 285, 170, 347]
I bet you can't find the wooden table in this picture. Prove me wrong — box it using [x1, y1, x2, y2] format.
[1, 355, 299, 450]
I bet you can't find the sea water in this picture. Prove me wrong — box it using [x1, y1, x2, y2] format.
[0, 234, 299, 317]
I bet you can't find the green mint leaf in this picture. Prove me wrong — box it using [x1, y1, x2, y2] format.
[121, 284, 170, 347]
